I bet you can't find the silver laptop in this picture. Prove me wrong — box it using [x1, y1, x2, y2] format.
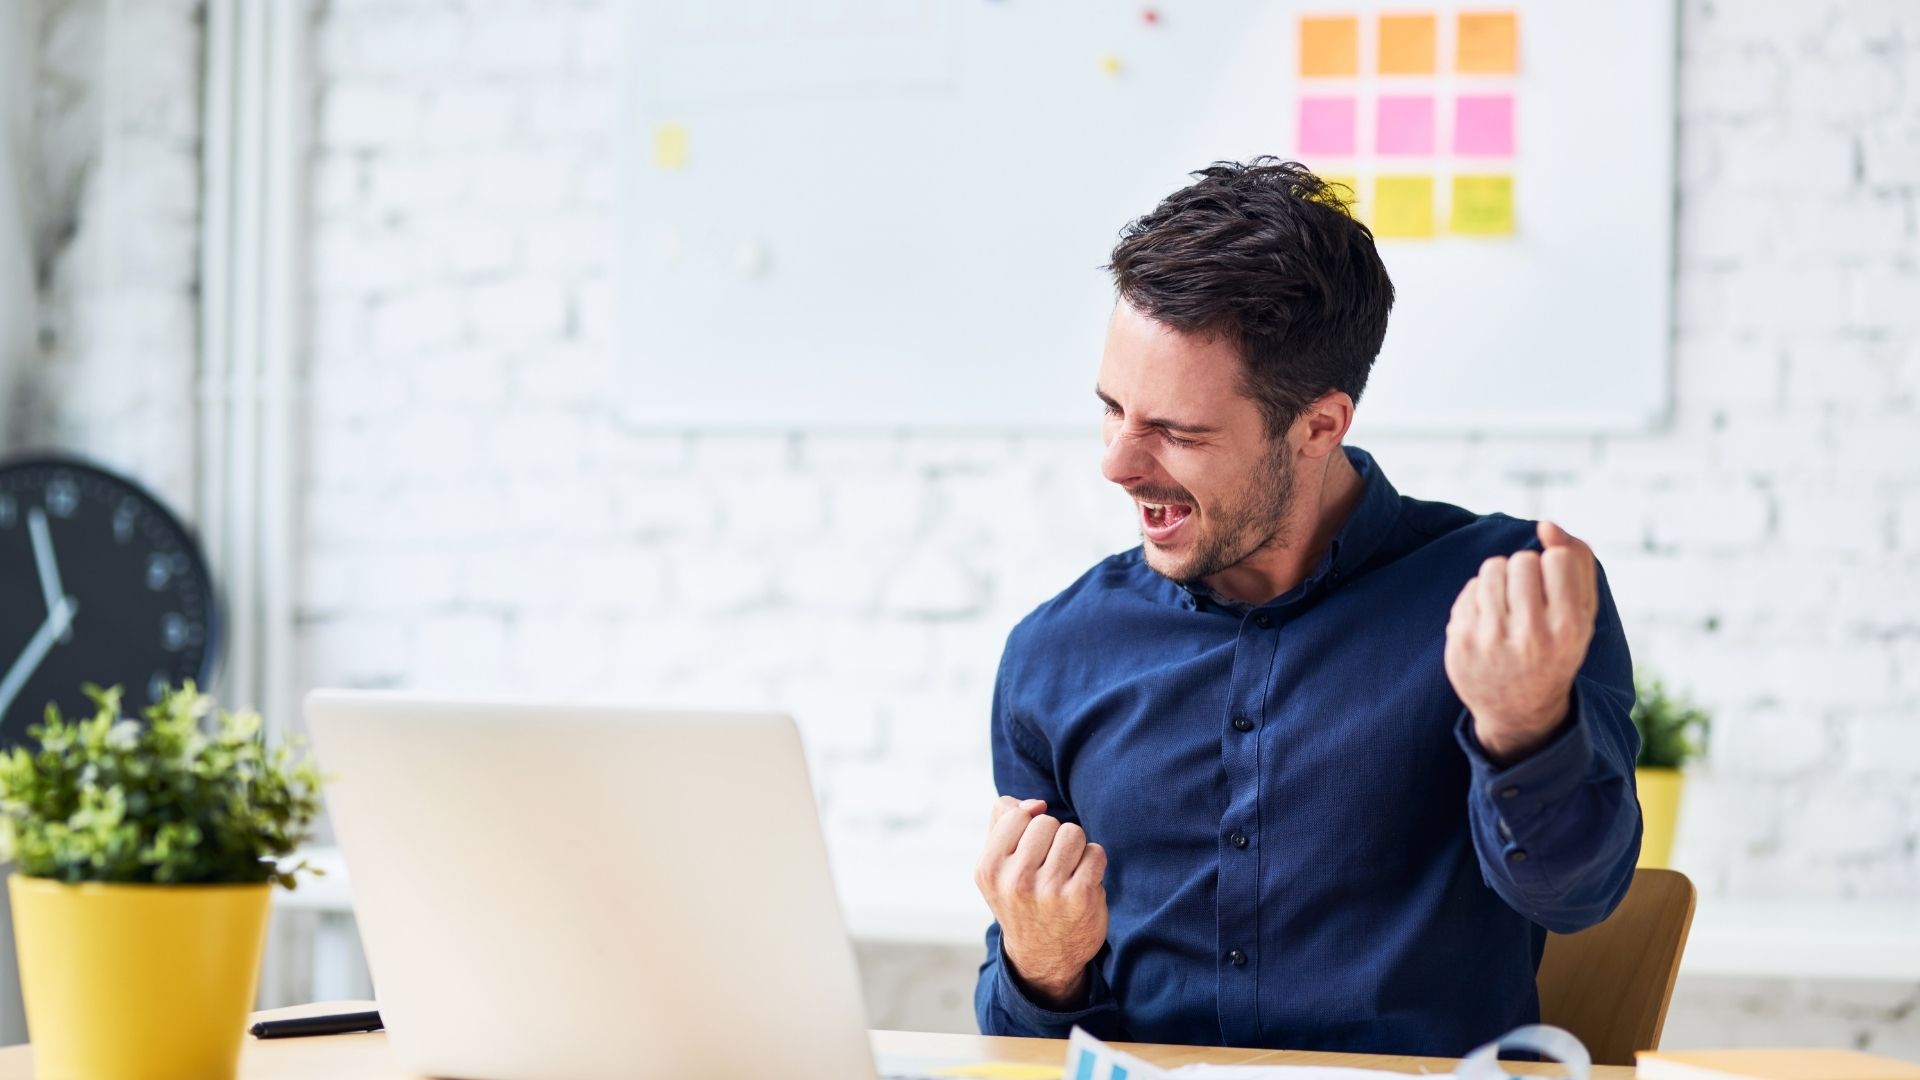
[305, 691, 878, 1080]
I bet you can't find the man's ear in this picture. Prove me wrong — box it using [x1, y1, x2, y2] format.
[1293, 391, 1355, 458]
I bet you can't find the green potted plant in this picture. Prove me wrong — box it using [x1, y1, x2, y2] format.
[0, 682, 322, 1080]
[1631, 677, 1710, 869]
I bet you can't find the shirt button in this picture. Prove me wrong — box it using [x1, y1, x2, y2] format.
[1230, 832, 1248, 849]
[1254, 614, 1274, 629]
[1500, 786, 1520, 799]
[1227, 949, 1248, 966]
[1508, 849, 1529, 864]
[1232, 716, 1255, 733]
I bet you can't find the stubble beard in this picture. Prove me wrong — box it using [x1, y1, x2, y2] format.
[1142, 450, 1298, 586]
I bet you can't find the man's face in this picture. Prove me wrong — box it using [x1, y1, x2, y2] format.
[1097, 302, 1297, 586]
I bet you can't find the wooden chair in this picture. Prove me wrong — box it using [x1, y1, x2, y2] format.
[1536, 867, 1697, 1067]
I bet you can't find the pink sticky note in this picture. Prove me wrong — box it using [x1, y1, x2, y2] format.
[1454, 94, 1515, 156]
[1376, 95, 1435, 156]
[1298, 96, 1357, 156]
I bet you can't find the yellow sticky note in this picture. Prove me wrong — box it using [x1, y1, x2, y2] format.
[1372, 176, 1435, 238]
[1456, 11, 1519, 73]
[930, 1065, 1065, 1080]
[1377, 13, 1436, 75]
[1299, 16, 1359, 77]
[654, 124, 689, 169]
[1450, 174, 1515, 236]
[1322, 174, 1361, 218]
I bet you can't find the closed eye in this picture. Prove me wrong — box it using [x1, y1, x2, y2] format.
[1104, 407, 1198, 447]
[1095, 388, 1215, 442]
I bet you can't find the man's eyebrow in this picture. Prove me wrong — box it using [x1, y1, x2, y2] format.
[1094, 386, 1220, 435]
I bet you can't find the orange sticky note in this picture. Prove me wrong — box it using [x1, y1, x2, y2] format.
[1299, 16, 1359, 77]
[1456, 11, 1519, 73]
[1377, 14, 1436, 75]
[1449, 175, 1515, 235]
[1372, 176, 1435, 238]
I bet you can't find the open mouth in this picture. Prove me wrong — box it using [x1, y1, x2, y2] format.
[1138, 500, 1194, 543]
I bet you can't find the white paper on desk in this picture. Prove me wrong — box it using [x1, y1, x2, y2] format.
[1067, 1028, 1380, 1080]
[1069, 1027, 1175, 1079]
[1066, 1023, 1590, 1080]
[1159, 1060, 1420, 1068]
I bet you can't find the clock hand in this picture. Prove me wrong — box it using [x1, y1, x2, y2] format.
[0, 597, 77, 726]
[26, 508, 67, 621]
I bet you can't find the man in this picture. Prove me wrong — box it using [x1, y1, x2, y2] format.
[972, 159, 1640, 1056]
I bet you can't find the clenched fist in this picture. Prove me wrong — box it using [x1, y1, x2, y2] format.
[1444, 520, 1600, 765]
[974, 795, 1109, 1009]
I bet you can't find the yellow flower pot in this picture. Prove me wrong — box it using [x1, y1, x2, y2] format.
[1635, 766, 1685, 868]
[9, 875, 272, 1080]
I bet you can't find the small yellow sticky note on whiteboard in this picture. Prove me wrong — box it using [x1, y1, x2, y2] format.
[1372, 176, 1435, 238]
[1299, 16, 1359, 76]
[654, 124, 689, 169]
[1450, 175, 1515, 235]
[1377, 13, 1437, 75]
[930, 1064, 1065, 1080]
[1456, 12, 1519, 73]
[1322, 174, 1361, 218]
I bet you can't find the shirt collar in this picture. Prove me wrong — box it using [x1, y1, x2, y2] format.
[1173, 444, 1402, 611]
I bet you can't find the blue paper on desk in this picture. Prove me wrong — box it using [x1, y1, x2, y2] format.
[1065, 1024, 1591, 1080]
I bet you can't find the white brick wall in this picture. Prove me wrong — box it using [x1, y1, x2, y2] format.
[10, 0, 201, 510]
[17, 0, 1920, 1049]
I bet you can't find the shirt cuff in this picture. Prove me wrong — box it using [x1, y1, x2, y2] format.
[991, 954, 1115, 1035]
[1453, 688, 1596, 819]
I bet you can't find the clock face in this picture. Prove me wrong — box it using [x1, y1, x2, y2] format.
[0, 458, 220, 747]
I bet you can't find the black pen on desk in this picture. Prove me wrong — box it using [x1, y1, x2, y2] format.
[249, 1009, 384, 1039]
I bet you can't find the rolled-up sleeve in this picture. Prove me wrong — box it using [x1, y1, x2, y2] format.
[1454, 560, 1642, 934]
[974, 642, 1123, 1038]
[976, 923, 1122, 1038]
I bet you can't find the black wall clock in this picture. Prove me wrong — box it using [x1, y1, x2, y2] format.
[0, 455, 220, 747]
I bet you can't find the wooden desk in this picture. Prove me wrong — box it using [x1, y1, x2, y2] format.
[0, 1002, 1632, 1079]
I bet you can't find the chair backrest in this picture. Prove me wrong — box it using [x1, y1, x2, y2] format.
[1536, 868, 1697, 1067]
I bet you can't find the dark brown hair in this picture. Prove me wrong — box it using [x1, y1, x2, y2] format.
[1105, 158, 1395, 437]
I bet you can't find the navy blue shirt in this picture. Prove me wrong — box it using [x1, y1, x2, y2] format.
[975, 446, 1640, 1056]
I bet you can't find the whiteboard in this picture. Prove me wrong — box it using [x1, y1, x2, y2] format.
[615, 0, 1674, 433]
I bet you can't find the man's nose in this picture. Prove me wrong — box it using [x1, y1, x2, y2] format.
[1101, 430, 1150, 488]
